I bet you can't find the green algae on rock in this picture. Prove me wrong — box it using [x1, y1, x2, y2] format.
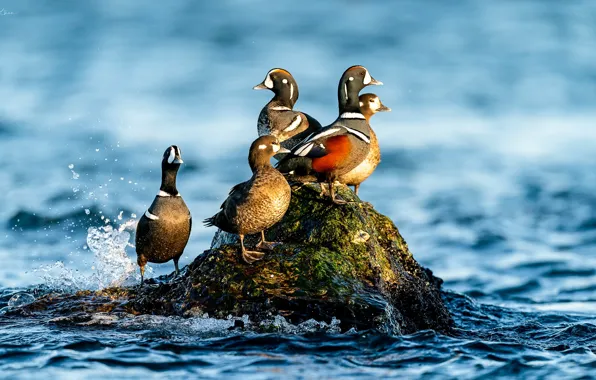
[13, 183, 453, 334]
[129, 183, 453, 334]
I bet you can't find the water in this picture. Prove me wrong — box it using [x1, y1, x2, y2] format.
[1, 0, 595, 378]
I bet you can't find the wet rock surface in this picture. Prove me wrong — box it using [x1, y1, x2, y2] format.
[13, 183, 453, 334]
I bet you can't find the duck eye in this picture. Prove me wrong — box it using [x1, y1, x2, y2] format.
[369, 99, 374, 103]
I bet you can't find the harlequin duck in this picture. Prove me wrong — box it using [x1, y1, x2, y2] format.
[277, 65, 382, 204]
[135, 145, 191, 284]
[203, 136, 292, 264]
[254, 68, 322, 158]
[339, 93, 391, 195]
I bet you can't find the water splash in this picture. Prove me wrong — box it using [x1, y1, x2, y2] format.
[36, 261, 82, 292]
[259, 315, 342, 334]
[7, 293, 35, 308]
[36, 215, 142, 291]
[86, 218, 139, 289]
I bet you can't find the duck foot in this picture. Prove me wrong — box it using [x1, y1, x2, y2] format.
[242, 250, 265, 264]
[256, 241, 281, 251]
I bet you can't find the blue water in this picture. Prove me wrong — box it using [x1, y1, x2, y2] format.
[1, 0, 596, 378]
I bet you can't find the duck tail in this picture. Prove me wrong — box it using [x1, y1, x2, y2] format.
[202, 214, 218, 228]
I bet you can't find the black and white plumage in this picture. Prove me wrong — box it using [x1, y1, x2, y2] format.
[204, 136, 292, 264]
[277, 65, 383, 204]
[254, 68, 322, 158]
[135, 145, 191, 284]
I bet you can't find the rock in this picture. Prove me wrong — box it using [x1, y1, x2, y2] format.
[15, 183, 453, 334]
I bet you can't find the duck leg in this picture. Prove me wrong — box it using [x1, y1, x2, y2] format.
[240, 234, 265, 264]
[256, 230, 281, 251]
[353, 184, 360, 196]
[173, 257, 180, 277]
[139, 265, 145, 287]
[330, 180, 348, 205]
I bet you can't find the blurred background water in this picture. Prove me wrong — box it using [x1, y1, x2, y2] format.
[1, 0, 595, 378]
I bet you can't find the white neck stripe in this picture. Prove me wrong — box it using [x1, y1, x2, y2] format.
[145, 210, 159, 220]
[271, 106, 291, 111]
[157, 190, 181, 197]
[340, 112, 365, 119]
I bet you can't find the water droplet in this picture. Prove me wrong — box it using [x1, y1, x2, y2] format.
[85, 209, 90, 215]
[8, 293, 35, 308]
[68, 164, 74, 169]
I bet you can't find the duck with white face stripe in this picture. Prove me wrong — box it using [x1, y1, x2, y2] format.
[276, 65, 383, 204]
[254, 68, 322, 158]
[204, 136, 292, 264]
[135, 145, 191, 284]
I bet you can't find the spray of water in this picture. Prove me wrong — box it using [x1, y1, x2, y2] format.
[86, 218, 140, 289]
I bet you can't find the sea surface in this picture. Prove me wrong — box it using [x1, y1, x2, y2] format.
[1, 0, 596, 378]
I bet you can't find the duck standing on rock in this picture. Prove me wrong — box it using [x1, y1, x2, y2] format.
[339, 93, 391, 195]
[277, 65, 383, 204]
[204, 136, 292, 264]
[135, 145, 191, 284]
[253, 68, 322, 158]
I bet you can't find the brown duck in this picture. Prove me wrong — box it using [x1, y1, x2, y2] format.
[339, 93, 391, 195]
[204, 136, 292, 263]
[135, 145, 191, 284]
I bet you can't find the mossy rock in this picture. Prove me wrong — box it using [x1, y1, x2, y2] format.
[129, 183, 453, 334]
[13, 183, 453, 334]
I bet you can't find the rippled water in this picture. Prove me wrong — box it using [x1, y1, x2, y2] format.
[1, 0, 596, 378]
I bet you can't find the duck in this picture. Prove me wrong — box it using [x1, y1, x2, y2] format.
[203, 136, 292, 264]
[254, 68, 322, 158]
[338, 93, 391, 195]
[135, 145, 191, 284]
[276, 65, 382, 204]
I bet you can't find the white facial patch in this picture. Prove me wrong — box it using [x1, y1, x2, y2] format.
[284, 115, 302, 132]
[258, 144, 268, 150]
[359, 101, 364, 107]
[167, 147, 176, 164]
[290, 83, 294, 100]
[145, 210, 159, 220]
[282, 78, 288, 84]
[344, 83, 348, 101]
[348, 76, 354, 81]
[343, 126, 371, 143]
[264, 73, 274, 89]
[363, 69, 372, 85]
[373, 98, 381, 111]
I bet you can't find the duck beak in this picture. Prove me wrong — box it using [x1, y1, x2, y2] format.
[368, 77, 383, 86]
[378, 104, 391, 112]
[277, 147, 291, 154]
[173, 157, 184, 164]
[253, 82, 268, 90]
